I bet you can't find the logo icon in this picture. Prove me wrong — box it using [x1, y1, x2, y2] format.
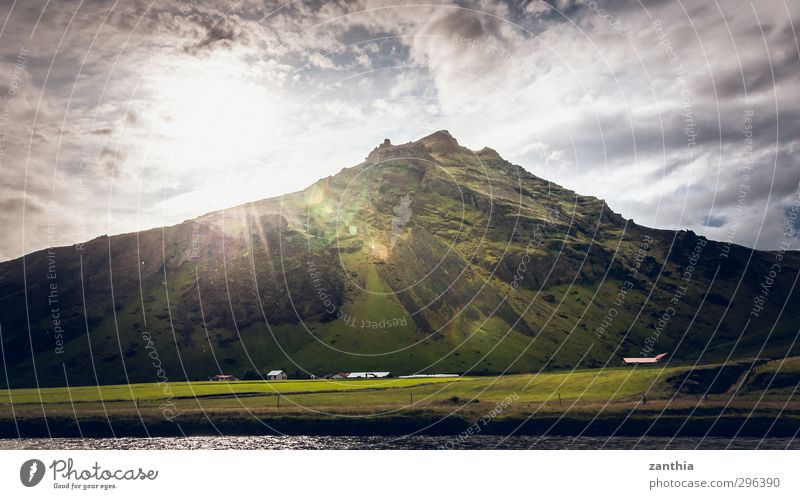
[20, 459, 45, 487]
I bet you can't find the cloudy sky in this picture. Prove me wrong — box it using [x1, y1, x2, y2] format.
[0, 0, 798, 261]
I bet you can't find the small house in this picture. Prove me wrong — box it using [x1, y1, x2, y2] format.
[265, 370, 287, 381]
[347, 371, 391, 379]
[326, 372, 350, 379]
[623, 353, 668, 365]
[209, 374, 238, 382]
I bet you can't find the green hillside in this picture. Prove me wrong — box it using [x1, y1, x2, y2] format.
[1, 131, 799, 388]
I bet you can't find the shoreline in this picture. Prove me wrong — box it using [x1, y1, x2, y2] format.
[3, 412, 798, 439]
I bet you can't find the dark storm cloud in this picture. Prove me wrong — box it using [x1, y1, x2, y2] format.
[184, 14, 247, 53]
[711, 51, 800, 99]
[561, 104, 799, 170]
[0, 195, 45, 214]
[699, 17, 800, 101]
[415, 3, 519, 49]
[436, 10, 496, 40]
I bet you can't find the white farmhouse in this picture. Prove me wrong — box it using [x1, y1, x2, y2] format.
[266, 370, 288, 380]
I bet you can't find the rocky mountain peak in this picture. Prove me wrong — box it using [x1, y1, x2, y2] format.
[476, 146, 502, 160]
[366, 130, 483, 164]
[415, 130, 462, 154]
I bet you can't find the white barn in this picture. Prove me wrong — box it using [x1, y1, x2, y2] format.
[347, 372, 390, 379]
[265, 370, 287, 380]
[623, 353, 668, 365]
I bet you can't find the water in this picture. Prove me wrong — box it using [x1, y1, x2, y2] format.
[1, 435, 798, 450]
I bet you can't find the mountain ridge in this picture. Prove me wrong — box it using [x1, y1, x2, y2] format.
[1, 131, 798, 388]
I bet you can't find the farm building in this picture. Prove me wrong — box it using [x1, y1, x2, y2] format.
[209, 374, 238, 382]
[265, 370, 287, 380]
[347, 372, 391, 379]
[326, 372, 350, 379]
[399, 374, 460, 379]
[623, 353, 668, 365]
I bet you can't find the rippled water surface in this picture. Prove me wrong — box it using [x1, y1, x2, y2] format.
[1, 435, 798, 450]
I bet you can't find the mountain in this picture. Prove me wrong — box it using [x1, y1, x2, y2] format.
[1, 131, 799, 388]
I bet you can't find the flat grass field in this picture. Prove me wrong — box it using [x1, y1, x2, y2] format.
[2, 361, 797, 411]
[2, 360, 799, 437]
[2, 366, 686, 407]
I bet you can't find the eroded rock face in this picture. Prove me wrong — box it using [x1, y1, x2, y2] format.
[416, 130, 462, 154]
[366, 130, 485, 166]
[366, 139, 429, 164]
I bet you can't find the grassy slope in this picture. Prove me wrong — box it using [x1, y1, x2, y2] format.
[0, 377, 456, 405]
[3, 360, 799, 437]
